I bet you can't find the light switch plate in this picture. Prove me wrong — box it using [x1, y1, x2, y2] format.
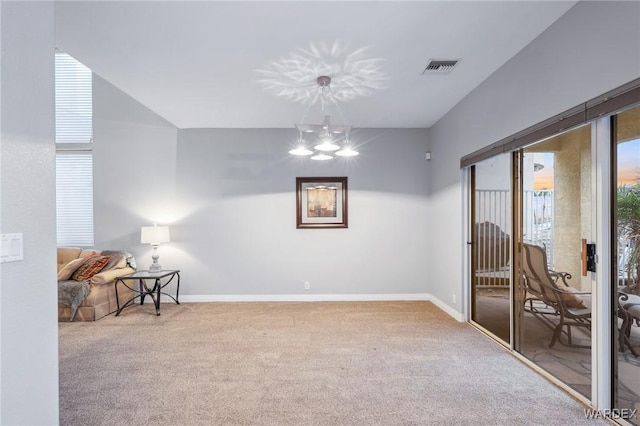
[1, 233, 24, 262]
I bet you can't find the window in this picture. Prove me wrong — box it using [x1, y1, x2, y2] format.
[55, 51, 94, 246]
[55, 152, 94, 246]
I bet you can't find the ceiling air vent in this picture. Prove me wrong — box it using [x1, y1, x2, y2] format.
[422, 59, 459, 75]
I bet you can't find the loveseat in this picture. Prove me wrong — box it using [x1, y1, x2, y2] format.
[57, 247, 136, 321]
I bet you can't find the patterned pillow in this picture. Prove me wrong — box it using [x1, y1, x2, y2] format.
[71, 255, 110, 281]
[57, 258, 86, 281]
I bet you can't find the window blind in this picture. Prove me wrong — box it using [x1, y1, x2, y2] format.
[55, 51, 92, 144]
[56, 153, 94, 247]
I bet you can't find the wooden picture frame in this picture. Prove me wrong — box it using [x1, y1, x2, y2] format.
[296, 177, 348, 229]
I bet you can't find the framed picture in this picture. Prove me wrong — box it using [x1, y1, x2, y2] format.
[296, 177, 348, 229]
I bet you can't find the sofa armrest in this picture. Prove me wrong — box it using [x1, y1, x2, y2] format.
[90, 267, 135, 285]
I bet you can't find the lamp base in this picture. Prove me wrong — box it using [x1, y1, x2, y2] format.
[149, 245, 162, 272]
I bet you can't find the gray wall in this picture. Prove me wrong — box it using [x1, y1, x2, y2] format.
[175, 128, 430, 297]
[93, 75, 178, 259]
[0, 2, 59, 424]
[93, 79, 431, 298]
[427, 0, 640, 313]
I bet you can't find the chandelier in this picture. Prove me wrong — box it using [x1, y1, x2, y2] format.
[289, 76, 359, 160]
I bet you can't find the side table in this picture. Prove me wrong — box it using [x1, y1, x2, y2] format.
[115, 270, 180, 316]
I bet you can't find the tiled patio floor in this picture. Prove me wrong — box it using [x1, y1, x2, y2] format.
[475, 287, 640, 418]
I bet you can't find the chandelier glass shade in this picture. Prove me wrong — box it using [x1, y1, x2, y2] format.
[288, 134, 313, 156]
[335, 142, 359, 157]
[289, 76, 359, 160]
[310, 153, 333, 161]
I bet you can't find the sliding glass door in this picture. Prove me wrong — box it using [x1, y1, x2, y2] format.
[614, 103, 640, 422]
[470, 154, 512, 345]
[516, 124, 593, 399]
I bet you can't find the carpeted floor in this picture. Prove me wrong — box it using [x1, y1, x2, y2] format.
[59, 301, 605, 425]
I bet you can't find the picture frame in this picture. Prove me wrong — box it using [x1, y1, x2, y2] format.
[296, 177, 348, 229]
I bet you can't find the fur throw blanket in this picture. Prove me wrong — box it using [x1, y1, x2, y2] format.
[58, 280, 90, 321]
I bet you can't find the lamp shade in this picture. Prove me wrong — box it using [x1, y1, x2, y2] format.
[140, 225, 170, 244]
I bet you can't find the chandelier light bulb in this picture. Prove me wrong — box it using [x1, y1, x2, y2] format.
[336, 145, 359, 157]
[289, 146, 313, 156]
[315, 134, 340, 151]
[336, 135, 359, 157]
[310, 153, 332, 161]
[289, 134, 313, 156]
[315, 142, 340, 152]
[289, 145, 313, 156]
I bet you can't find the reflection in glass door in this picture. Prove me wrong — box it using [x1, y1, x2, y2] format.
[471, 154, 512, 345]
[517, 124, 593, 399]
[614, 104, 640, 422]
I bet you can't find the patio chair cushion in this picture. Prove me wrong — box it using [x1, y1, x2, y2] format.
[556, 286, 588, 309]
[622, 294, 640, 321]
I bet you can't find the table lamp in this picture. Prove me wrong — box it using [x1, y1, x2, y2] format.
[140, 225, 170, 271]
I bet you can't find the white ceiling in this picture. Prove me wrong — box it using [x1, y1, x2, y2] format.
[55, 1, 577, 129]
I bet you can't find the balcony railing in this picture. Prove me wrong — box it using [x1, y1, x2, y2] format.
[474, 189, 553, 287]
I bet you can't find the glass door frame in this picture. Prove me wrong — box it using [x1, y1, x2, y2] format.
[469, 164, 476, 324]
[467, 156, 514, 347]
[512, 150, 523, 355]
[593, 116, 613, 410]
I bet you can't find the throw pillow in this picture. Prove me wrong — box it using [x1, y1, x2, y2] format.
[57, 258, 86, 281]
[121, 251, 137, 270]
[557, 286, 588, 309]
[71, 255, 110, 281]
[79, 249, 99, 259]
[100, 250, 127, 271]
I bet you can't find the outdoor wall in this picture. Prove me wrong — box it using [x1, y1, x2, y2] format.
[553, 127, 591, 290]
[0, 2, 59, 424]
[173, 128, 430, 298]
[427, 0, 640, 314]
[92, 75, 178, 262]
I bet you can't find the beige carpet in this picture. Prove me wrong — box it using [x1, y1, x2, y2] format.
[59, 301, 604, 425]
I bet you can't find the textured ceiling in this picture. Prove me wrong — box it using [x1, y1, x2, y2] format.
[55, 1, 576, 129]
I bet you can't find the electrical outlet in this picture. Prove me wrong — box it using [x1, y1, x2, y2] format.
[452, 294, 456, 304]
[304, 281, 310, 291]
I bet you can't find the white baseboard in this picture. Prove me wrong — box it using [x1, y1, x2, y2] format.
[424, 294, 465, 322]
[173, 293, 431, 303]
[160, 293, 465, 322]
